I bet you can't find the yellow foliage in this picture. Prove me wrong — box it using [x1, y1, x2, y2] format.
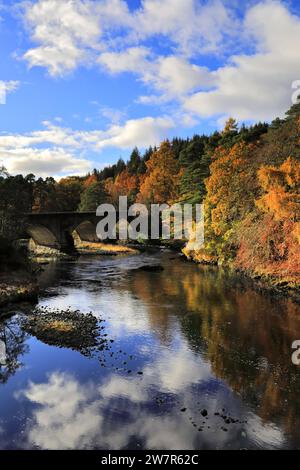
[256, 157, 300, 221]
[293, 222, 300, 244]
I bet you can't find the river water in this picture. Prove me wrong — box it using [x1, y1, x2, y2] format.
[0, 250, 300, 450]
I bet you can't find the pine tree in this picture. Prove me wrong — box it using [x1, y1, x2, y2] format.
[285, 100, 300, 121]
[179, 136, 210, 203]
[79, 182, 108, 211]
[127, 147, 142, 175]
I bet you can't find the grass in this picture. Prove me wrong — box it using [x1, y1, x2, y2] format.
[42, 320, 75, 333]
[75, 240, 139, 255]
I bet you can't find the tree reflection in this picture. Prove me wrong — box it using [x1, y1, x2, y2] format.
[115, 256, 300, 440]
[0, 317, 28, 383]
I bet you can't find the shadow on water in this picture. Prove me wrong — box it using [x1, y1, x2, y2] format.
[0, 251, 300, 450]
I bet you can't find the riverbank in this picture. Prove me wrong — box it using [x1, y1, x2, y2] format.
[0, 238, 38, 309]
[182, 244, 300, 303]
[0, 269, 38, 308]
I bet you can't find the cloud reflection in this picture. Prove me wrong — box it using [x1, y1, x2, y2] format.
[16, 342, 285, 450]
[18, 373, 103, 449]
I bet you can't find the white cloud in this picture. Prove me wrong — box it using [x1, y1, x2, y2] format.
[21, 0, 235, 77]
[0, 116, 174, 177]
[99, 49, 212, 103]
[95, 116, 175, 149]
[0, 147, 92, 178]
[0, 123, 80, 149]
[0, 80, 20, 104]
[18, 1, 300, 124]
[184, 1, 300, 121]
[21, 0, 131, 76]
[0, 117, 174, 151]
[153, 57, 212, 96]
[22, 0, 101, 76]
[99, 46, 151, 75]
[2, 80, 20, 93]
[133, 0, 236, 56]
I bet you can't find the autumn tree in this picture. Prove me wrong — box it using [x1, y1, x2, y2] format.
[201, 142, 257, 261]
[105, 169, 139, 205]
[137, 141, 181, 205]
[256, 157, 300, 221]
[83, 174, 98, 189]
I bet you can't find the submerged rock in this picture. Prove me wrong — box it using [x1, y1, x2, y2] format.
[134, 265, 164, 273]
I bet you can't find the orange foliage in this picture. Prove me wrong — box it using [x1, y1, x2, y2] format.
[235, 214, 300, 282]
[105, 170, 139, 204]
[137, 141, 181, 204]
[83, 174, 98, 188]
[256, 157, 300, 221]
[234, 157, 300, 283]
[187, 139, 300, 285]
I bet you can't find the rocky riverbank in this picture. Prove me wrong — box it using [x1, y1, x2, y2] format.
[0, 270, 38, 308]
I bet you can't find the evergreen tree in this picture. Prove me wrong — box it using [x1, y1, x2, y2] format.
[127, 147, 142, 175]
[79, 182, 108, 211]
[219, 118, 239, 147]
[285, 99, 300, 121]
[179, 136, 210, 203]
[115, 158, 126, 175]
[270, 117, 284, 129]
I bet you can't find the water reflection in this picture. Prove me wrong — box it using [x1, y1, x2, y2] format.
[0, 252, 300, 449]
[0, 317, 28, 383]
[0, 340, 6, 366]
[111, 258, 300, 444]
[17, 355, 285, 450]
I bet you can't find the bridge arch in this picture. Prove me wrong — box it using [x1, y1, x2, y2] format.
[72, 220, 98, 244]
[26, 224, 60, 250]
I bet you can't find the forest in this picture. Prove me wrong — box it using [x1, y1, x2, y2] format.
[0, 101, 299, 287]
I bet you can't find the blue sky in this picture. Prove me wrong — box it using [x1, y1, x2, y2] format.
[0, 0, 299, 179]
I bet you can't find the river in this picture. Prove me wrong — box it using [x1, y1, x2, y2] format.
[0, 249, 300, 450]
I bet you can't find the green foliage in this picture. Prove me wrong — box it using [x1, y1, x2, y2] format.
[285, 99, 300, 121]
[0, 173, 34, 241]
[79, 181, 108, 212]
[127, 147, 142, 175]
[178, 136, 210, 203]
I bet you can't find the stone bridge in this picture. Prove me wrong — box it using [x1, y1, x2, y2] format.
[25, 211, 103, 253]
[25, 210, 160, 253]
